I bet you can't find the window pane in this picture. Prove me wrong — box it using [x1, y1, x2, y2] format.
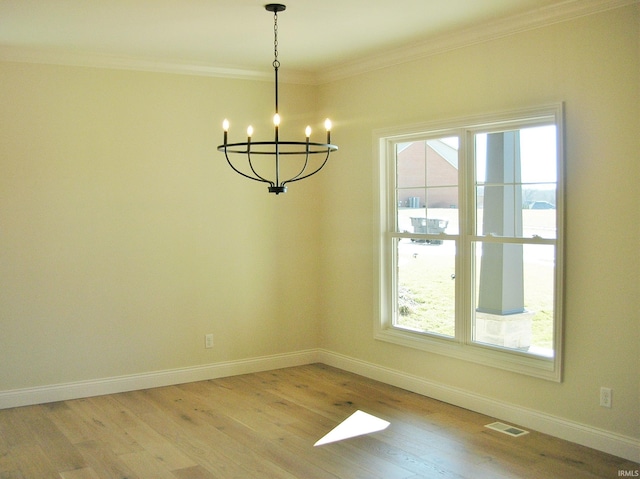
[397, 137, 459, 233]
[472, 242, 555, 357]
[397, 137, 459, 188]
[476, 185, 522, 237]
[425, 190, 458, 234]
[397, 188, 425, 233]
[397, 188, 425, 210]
[426, 186, 458, 209]
[398, 206, 457, 237]
[520, 125, 557, 184]
[475, 127, 557, 239]
[395, 238, 456, 338]
[397, 142, 425, 188]
[426, 137, 459, 187]
[523, 187, 557, 238]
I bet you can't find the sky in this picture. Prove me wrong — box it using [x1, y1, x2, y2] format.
[475, 125, 557, 185]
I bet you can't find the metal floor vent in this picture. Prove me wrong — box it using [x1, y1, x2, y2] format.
[485, 422, 529, 437]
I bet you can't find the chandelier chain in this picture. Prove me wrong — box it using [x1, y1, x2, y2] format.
[272, 11, 280, 70]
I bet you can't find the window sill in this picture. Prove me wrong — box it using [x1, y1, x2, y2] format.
[374, 326, 561, 382]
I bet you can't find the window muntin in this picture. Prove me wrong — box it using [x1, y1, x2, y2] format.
[376, 105, 564, 381]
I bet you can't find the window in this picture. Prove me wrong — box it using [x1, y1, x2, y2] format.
[374, 105, 564, 381]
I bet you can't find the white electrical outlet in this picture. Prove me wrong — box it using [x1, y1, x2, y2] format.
[600, 387, 612, 408]
[205, 333, 214, 349]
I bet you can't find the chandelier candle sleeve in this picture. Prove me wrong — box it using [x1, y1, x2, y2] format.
[216, 3, 338, 195]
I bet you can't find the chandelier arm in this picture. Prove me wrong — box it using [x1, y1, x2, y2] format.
[282, 149, 332, 186]
[281, 149, 311, 185]
[223, 148, 275, 187]
[247, 150, 275, 186]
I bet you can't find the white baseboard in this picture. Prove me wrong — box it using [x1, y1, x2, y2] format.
[316, 349, 640, 463]
[1, 347, 637, 462]
[0, 349, 320, 410]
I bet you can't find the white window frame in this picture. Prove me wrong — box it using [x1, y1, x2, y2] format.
[374, 104, 564, 381]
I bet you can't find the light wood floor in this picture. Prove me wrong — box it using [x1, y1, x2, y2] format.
[0, 364, 636, 479]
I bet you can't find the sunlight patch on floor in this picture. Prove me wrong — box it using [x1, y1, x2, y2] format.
[314, 410, 390, 446]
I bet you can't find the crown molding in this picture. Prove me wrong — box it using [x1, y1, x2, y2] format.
[0, 0, 635, 85]
[315, 0, 638, 84]
[0, 46, 316, 85]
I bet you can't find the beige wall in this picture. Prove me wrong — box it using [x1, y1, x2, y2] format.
[318, 5, 639, 440]
[0, 3, 638, 449]
[0, 64, 323, 388]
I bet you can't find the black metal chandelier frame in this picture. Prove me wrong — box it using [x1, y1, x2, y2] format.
[217, 3, 338, 195]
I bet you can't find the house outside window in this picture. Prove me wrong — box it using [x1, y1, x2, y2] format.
[374, 105, 564, 381]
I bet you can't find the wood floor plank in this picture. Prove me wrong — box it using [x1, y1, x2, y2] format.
[123, 422, 197, 471]
[84, 394, 142, 430]
[8, 444, 59, 479]
[0, 364, 636, 479]
[218, 373, 339, 439]
[172, 465, 220, 479]
[284, 436, 389, 479]
[114, 390, 251, 478]
[185, 376, 328, 439]
[0, 421, 20, 477]
[178, 379, 294, 441]
[64, 398, 144, 456]
[0, 408, 37, 449]
[20, 404, 86, 473]
[74, 440, 140, 479]
[118, 450, 179, 479]
[121, 386, 292, 479]
[44, 401, 96, 445]
[152, 386, 310, 479]
[0, 471, 26, 479]
[58, 467, 102, 479]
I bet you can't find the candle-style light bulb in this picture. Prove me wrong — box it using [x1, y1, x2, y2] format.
[273, 114, 281, 127]
[324, 118, 332, 143]
[305, 126, 312, 138]
[222, 119, 229, 145]
[247, 125, 253, 138]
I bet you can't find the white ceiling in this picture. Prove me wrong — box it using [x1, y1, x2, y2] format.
[0, 0, 632, 83]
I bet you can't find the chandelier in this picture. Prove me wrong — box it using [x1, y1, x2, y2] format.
[217, 4, 338, 195]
